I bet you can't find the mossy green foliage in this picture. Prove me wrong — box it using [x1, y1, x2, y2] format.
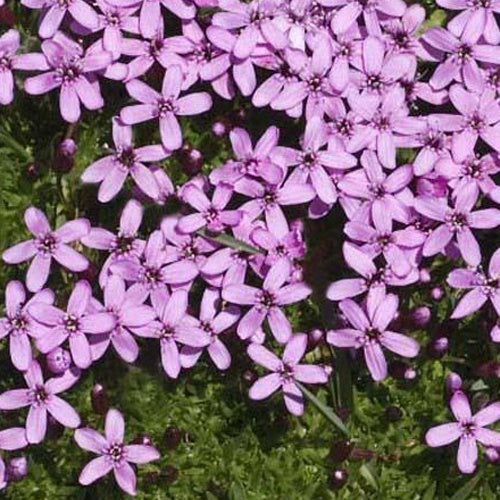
[0, 2, 499, 498]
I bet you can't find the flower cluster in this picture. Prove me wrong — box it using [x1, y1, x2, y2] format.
[0, 0, 499, 493]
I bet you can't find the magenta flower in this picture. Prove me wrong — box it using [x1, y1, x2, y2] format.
[0, 29, 22, 105]
[29, 280, 116, 369]
[421, 26, 499, 90]
[0, 427, 28, 489]
[180, 287, 240, 371]
[426, 391, 500, 474]
[75, 408, 160, 495]
[415, 185, 500, 266]
[210, 127, 284, 186]
[222, 258, 311, 343]
[120, 65, 212, 151]
[21, 0, 99, 38]
[0, 360, 80, 444]
[177, 182, 243, 234]
[89, 275, 155, 363]
[2, 207, 90, 292]
[327, 290, 420, 381]
[447, 248, 500, 319]
[82, 199, 145, 287]
[81, 117, 166, 202]
[110, 230, 199, 300]
[280, 117, 357, 205]
[247, 334, 329, 416]
[21, 33, 112, 122]
[326, 0, 407, 36]
[132, 290, 210, 378]
[0, 281, 54, 371]
[436, 0, 500, 45]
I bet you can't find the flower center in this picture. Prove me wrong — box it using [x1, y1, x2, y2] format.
[182, 241, 199, 260]
[56, 61, 82, 84]
[364, 327, 381, 340]
[365, 74, 383, 91]
[469, 0, 491, 7]
[116, 147, 136, 168]
[257, 290, 276, 309]
[200, 320, 215, 336]
[445, 210, 468, 231]
[9, 313, 28, 333]
[0, 55, 12, 71]
[467, 114, 484, 132]
[300, 151, 318, 169]
[369, 183, 385, 198]
[113, 234, 136, 256]
[280, 363, 295, 381]
[36, 233, 58, 255]
[158, 98, 177, 116]
[106, 442, 124, 462]
[104, 11, 121, 27]
[456, 44, 472, 62]
[30, 385, 48, 406]
[63, 314, 80, 334]
[460, 420, 476, 436]
[335, 118, 353, 137]
[159, 326, 175, 340]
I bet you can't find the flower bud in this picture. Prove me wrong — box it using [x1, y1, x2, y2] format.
[329, 439, 353, 462]
[7, 457, 28, 482]
[389, 361, 417, 381]
[410, 306, 431, 328]
[445, 372, 462, 394]
[163, 465, 179, 484]
[47, 414, 64, 440]
[484, 447, 500, 464]
[428, 336, 449, 358]
[329, 469, 348, 490]
[212, 121, 227, 137]
[54, 138, 77, 173]
[385, 405, 403, 422]
[242, 369, 257, 385]
[475, 361, 500, 379]
[307, 328, 324, 349]
[430, 286, 444, 300]
[164, 426, 182, 450]
[46, 347, 72, 374]
[26, 163, 40, 181]
[178, 145, 203, 176]
[419, 268, 431, 283]
[91, 383, 109, 415]
[131, 434, 152, 446]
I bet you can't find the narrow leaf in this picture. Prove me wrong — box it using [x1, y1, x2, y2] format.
[360, 462, 379, 491]
[197, 228, 262, 255]
[295, 381, 349, 436]
[450, 472, 483, 500]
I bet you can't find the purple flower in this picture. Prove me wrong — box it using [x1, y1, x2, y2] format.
[0, 29, 23, 105]
[436, 0, 500, 45]
[2, 207, 90, 292]
[0, 427, 28, 489]
[210, 127, 285, 186]
[327, 242, 419, 301]
[21, 0, 99, 38]
[447, 248, 500, 319]
[421, 26, 499, 90]
[222, 258, 311, 343]
[327, 290, 420, 381]
[29, 280, 116, 369]
[433, 86, 500, 163]
[110, 230, 199, 300]
[120, 65, 212, 151]
[0, 360, 80, 444]
[177, 182, 243, 234]
[414, 184, 500, 266]
[425, 390, 500, 474]
[247, 333, 329, 416]
[21, 33, 112, 122]
[338, 151, 413, 225]
[93, 0, 140, 60]
[0, 281, 54, 371]
[180, 287, 240, 370]
[89, 275, 155, 363]
[132, 290, 210, 378]
[81, 199, 145, 287]
[75, 408, 160, 495]
[327, 0, 407, 36]
[81, 117, 166, 202]
[280, 117, 357, 205]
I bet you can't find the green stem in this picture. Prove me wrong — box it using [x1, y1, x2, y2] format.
[196, 228, 262, 255]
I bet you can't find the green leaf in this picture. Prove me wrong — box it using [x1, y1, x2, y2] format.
[197, 229, 262, 255]
[359, 462, 379, 491]
[423, 481, 436, 500]
[295, 382, 349, 436]
[229, 479, 247, 500]
[450, 472, 484, 500]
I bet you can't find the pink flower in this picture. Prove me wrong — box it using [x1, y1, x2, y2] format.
[426, 391, 500, 474]
[75, 408, 160, 495]
[2, 207, 90, 292]
[247, 333, 329, 416]
[0, 360, 80, 444]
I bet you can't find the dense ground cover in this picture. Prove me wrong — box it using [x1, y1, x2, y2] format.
[0, 0, 499, 498]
